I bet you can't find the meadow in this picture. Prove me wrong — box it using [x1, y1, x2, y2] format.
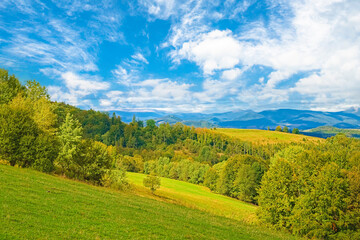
[214, 128, 323, 145]
[127, 172, 257, 223]
[0, 164, 297, 240]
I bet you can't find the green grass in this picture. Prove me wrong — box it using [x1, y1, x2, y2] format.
[0, 165, 298, 239]
[305, 126, 360, 137]
[214, 128, 323, 145]
[127, 172, 257, 224]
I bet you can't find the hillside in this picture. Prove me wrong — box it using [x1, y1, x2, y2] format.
[303, 126, 360, 139]
[127, 172, 257, 223]
[0, 165, 297, 240]
[213, 128, 323, 145]
[112, 109, 360, 130]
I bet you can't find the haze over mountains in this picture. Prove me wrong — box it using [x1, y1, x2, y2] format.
[112, 108, 360, 130]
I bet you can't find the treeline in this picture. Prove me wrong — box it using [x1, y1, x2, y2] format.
[0, 69, 285, 184]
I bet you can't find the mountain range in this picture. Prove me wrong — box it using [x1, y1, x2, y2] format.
[111, 108, 360, 130]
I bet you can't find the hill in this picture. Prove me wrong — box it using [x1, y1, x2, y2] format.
[127, 172, 257, 223]
[112, 109, 360, 130]
[302, 126, 360, 139]
[0, 165, 297, 240]
[213, 128, 323, 145]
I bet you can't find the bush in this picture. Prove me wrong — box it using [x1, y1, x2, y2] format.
[101, 169, 129, 190]
[143, 174, 161, 193]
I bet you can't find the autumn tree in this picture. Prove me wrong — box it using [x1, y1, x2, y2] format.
[275, 126, 282, 132]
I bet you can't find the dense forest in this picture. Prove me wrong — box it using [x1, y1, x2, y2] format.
[1, 69, 359, 239]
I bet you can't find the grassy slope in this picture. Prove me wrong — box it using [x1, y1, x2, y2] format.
[305, 126, 360, 136]
[127, 172, 257, 224]
[214, 128, 323, 145]
[0, 165, 297, 240]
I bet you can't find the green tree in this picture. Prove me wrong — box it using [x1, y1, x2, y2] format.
[292, 128, 299, 134]
[283, 126, 289, 133]
[257, 158, 297, 228]
[143, 174, 161, 193]
[0, 95, 38, 166]
[0, 69, 25, 104]
[55, 113, 83, 174]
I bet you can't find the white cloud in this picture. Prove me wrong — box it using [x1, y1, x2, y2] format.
[221, 68, 243, 81]
[168, 0, 360, 111]
[61, 72, 110, 96]
[131, 53, 149, 64]
[100, 78, 196, 112]
[48, 71, 110, 107]
[177, 30, 245, 74]
[112, 65, 137, 86]
[139, 0, 176, 20]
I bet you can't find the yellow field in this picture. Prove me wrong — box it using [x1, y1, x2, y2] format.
[214, 128, 323, 145]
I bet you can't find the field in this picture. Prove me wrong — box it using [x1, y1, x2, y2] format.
[0, 165, 298, 240]
[214, 128, 323, 145]
[127, 172, 257, 223]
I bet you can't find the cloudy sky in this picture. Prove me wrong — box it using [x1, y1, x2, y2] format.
[1, 0, 359, 113]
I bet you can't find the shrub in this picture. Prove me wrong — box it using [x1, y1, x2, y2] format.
[143, 174, 161, 193]
[101, 169, 129, 190]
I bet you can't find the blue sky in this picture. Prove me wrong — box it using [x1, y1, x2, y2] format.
[1, 0, 360, 113]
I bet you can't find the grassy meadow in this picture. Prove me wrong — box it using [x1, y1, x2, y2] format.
[127, 172, 257, 224]
[214, 128, 323, 145]
[0, 164, 298, 240]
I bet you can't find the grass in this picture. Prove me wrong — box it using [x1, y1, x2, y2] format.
[214, 128, 323, 145]
[127, 172, 257, 224]
[0, 164, 298, 239]
[304, 126, 360, 137]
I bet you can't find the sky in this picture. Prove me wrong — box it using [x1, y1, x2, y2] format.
[0, 0, 360, 113]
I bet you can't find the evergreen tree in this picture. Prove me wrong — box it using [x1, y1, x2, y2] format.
[55, 113, 83, 174]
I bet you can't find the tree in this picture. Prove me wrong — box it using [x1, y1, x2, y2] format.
[283, 126, 289, 133]
[292, 128, 299, 134]
[0, 68, 25, 104]
[55, 113, 83, 174]
[275, 126, 282, 132]
[143, 174, 161, 193]
[146, 119, 156, 130]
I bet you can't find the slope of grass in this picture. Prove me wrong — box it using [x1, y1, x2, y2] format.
[0, 165, 298, 240]
[214, 128, 323, 145]
[304, 126, 360, 138]
[127, 172, 257, 224]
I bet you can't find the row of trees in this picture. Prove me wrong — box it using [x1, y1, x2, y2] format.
[273, 125, 299, 134]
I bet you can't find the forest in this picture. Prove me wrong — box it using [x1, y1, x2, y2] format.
[1, 68, 359, 239]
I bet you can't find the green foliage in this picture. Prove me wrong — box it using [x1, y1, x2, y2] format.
[101, 169, 129, 190]
[143, 174, 161, 193]
[275, 126, 282, 132]
[283, 126, 289, 133]
[55, 113, 83, 174]
[257, 135, 360, 238]
[0, 93, 57, 172]
[216, 155, 266, 204]
[0, 69, 25, 104]
[292, 128, 299, 134]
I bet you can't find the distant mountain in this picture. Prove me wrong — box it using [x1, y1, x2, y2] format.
[109, 109, 360, 130]
[110, 111, 165, 122]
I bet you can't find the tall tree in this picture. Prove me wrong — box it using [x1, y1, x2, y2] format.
[55, 113, 83, 174]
